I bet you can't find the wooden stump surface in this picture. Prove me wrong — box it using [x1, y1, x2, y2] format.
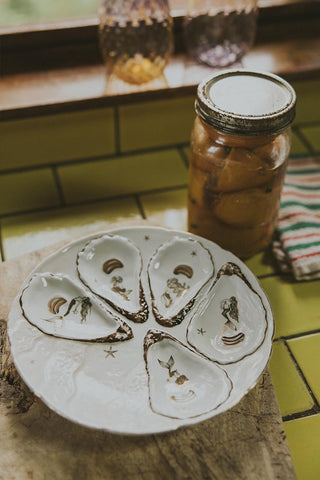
[0, 222, 296, 480]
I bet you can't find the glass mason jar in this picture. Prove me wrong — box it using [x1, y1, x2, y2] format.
[99, 0, 173, 85]
[184, 0, 257, 67]
[188, 70, 296, 258]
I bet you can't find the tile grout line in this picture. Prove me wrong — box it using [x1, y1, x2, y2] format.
[1, 147, 314, 179]
[290, 152, 316, 159]
[134, 195, 146, 220]
[257, 272, 279, 280]
[0, 142, 191, 177]
[51, 166, 66, 206]
[293, 126, 316, 155]
[274, 328, 320, 342]
[178, 146, 189, 169]
[0, 184, 188, 220]
[114, 106, 121, 155]
[282, 406, 320, 423]
[294, 120, 320, 128]
[0, 142, 312, 175]
[0, 225, 6, 262]
[258, 270, 319, 285]
[284, 340, 320, 409]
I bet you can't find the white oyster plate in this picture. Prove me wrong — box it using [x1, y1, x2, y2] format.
[20, 273, 132, 343]
[77, 234, 148, 323]
[8, 227, 274, 435]
[144, 330, 232, 419]
[147, 237, 214, 327]
[187, 263, 268, 365]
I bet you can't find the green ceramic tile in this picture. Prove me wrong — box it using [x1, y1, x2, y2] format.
[58, 150, 187, 204]
[269, 341, 314, 416]
[291, 130, 309, 155]
[119, 97, 195, 151]
[0, 108, 115, 171]
[260, 276, 320, 338]
[1, 197, 141, 259]
[0, 169, 60, 216]
[245, 247, 279, 278]
[288, 333, 320, 404]
[285, 414, 320, 480]
[140, 188, 187, 231]
[300, 125, 320, 152]
[292, 79, 320, 124]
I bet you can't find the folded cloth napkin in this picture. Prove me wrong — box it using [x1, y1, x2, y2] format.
[273, 156, 320, 281]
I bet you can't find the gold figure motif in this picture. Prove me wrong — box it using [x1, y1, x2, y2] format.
[46, 296, 92, 324]
[220, 296, 239, 334]
[111, 276, 132, 301]
[161, 278, 190, 309]
[158, 355, 189, 385]
[220, 296, 245, 345]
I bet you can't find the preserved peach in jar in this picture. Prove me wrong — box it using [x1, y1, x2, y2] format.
[188, 70, 296, 258]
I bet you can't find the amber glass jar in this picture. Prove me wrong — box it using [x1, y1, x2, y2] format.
[188, 70, 296, 258]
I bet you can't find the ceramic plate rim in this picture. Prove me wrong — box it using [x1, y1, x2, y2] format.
[8, 226, 274, 435]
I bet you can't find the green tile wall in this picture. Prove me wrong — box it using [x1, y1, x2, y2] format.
[0, 108, 115, 171]
[0, 169, 60, 215]
[119, 97, 195, 151]
[58, 149, 187, 204]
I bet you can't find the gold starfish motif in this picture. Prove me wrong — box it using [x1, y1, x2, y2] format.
[197, 328, 206, 335]
[104, 347, 118, 358]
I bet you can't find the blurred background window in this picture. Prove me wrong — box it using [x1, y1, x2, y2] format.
[0, 0, 100, 26]
[0, 0, 187, 27]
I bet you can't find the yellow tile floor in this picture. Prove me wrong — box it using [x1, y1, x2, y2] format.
[1, 80, 320, 479]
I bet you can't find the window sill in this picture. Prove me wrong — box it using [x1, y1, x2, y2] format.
[1, 0, 319, 121]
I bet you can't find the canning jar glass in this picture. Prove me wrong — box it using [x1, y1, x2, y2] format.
[188, 70, 296, 258]
[184, 0, 257, 67]
[99, 0, 173, 85]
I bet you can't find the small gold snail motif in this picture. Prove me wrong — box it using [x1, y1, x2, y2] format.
[48, 297, 67, 315]
[173, 264, 194, 279]
[103, 258, 124, 275]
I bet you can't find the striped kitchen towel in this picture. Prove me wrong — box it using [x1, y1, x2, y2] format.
[273, 156, 320, 281]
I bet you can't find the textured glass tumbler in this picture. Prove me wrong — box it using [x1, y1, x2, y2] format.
[99, 0, 173, 85]
[184, 0, 257, 67]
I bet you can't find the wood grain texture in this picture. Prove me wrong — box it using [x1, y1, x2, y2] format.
[0, 222, 296, 480]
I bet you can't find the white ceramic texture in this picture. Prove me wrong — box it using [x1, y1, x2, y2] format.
[8, 227, 274, 435]
[77, 234, 148, 323]
[147, 237, 214, 327]
[20, 273, 133, 343]
[187, 263, 268, 364]
[144, 330, 232, 419]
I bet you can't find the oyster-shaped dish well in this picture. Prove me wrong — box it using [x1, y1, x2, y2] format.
[148, 237, 214, 327]
[187, 263, 268, 364]
[144, 330, 232, 419]
[77, 234, 148, 323]
[20, 273, 133, 342]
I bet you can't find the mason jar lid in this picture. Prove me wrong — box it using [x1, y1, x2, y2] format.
[195, 69, 296, 136]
